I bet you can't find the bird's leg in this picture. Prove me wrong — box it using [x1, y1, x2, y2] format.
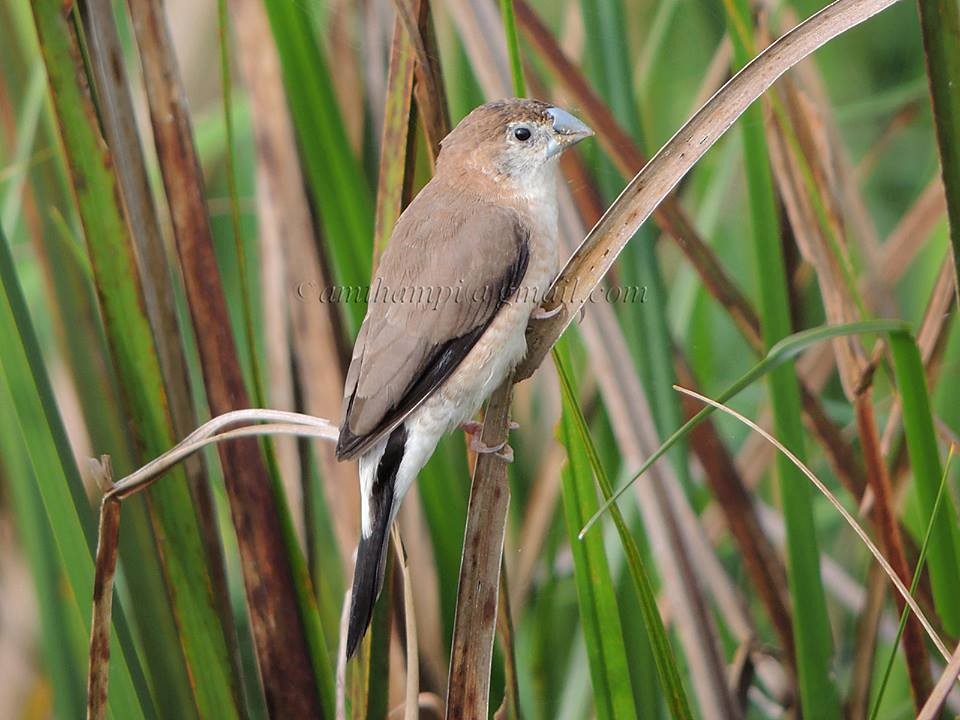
[530, 303, 562, 320]
[460, 420, 485, 437]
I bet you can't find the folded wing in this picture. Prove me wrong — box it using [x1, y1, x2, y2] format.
[336, 185, 530, 460]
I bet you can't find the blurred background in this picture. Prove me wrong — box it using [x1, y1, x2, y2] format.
[1, 0, 958, 716]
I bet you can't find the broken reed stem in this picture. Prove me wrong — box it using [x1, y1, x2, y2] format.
[104, 410, 337, 499]
[85, 409, 339, 715]
[87, 497, 121, 720]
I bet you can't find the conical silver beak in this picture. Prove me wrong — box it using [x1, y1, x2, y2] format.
[547, 107, 593, 138]
[547, 108, 593, 139]
[545, 107, 593, 157]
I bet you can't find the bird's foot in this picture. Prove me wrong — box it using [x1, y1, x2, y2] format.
[530, 304, 562, 320]
[469, 436, 515, 463]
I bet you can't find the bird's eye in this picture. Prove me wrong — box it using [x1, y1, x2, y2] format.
[513, 126, 532, 141]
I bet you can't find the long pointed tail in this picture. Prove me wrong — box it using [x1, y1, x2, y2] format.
[346, 424, 407, 659]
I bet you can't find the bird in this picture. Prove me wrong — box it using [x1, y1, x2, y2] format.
[336, 98, 593, 658]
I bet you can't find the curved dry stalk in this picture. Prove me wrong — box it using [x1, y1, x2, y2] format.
[104, 410, 338, 499]
[516, 0, 907, 378]
[673, 384, 950, 661]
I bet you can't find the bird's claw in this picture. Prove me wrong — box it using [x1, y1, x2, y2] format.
[464, 420, 516, 462]
[530, 304, 562, 320]
[469, 436, 515, 463]
[470, 436, 505, 454]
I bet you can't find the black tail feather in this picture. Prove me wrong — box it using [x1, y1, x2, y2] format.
[346, 424, 407, 659]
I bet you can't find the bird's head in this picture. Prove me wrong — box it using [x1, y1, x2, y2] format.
[437, 98, 593, 192]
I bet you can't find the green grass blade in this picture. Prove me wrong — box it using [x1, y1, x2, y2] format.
[889, 332, 960, 634]
[269, 449, 338, 717]
[915, 0, 960, 299]
[580, 0, 692, 491]
[585, 319, 910, 528]
[0, 381, 86, 719]
[870, 448, 955, 720]
[366, 555, 394, 719]
[554, 341, 692, 720]
[723, 3, 838, 711]
[555, 342, 639, 720]
[499, 0, 526, 96]
[580, 0, 640, 141]
[0, 225, 148, 720]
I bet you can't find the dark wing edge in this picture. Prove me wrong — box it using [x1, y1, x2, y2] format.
[335, 236, 530, 461]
